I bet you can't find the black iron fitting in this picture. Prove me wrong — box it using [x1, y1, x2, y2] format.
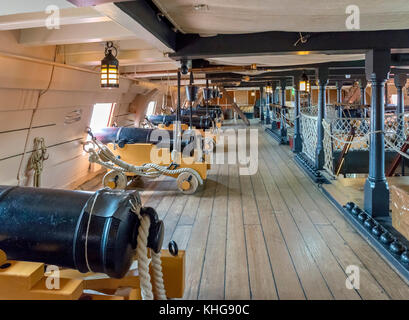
[138, 207, 164, 254]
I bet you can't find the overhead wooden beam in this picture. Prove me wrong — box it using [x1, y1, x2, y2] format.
[0, 7, 110, 31]
[171, 30, 409, 60]
[219, 86, 250, 126]
[19, 21, 136, 46]
[65, 48, 169, 66]
[93, 2, 176, 52]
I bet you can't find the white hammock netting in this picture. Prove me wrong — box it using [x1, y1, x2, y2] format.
[300, 106, 318, 163]
[384, 113, 409, 151]
[264, 104, 296, 137]
[322, 112, 409, 177]
[277, 105, 296, 136]
[325, 104, 339, 120]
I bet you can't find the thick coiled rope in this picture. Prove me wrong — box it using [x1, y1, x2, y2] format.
[130, 201, 166, 300]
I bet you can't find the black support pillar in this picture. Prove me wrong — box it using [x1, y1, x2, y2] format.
[271, 82, 278, 130]
[293, 74, 302, 153]
[359, 78, 368, 105]
[315, 67, 329, 170]
[359, 77, 368, 117]
[385, 81, 389, 107]
[260, 86, 265, 123]
[280, 79, 288, 144]
[177, 71, 181, 122]
[265, 84, 271, 125]
[364, 49, 391, 218]
[336, 81, 343, 117]
[174, 70, 182, 155]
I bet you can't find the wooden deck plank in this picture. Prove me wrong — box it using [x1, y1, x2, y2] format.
[225, 164, 251, 299]
[250, 168, 306, 300]
[265, 144, 330, 226]
[266, 139, 390, 300]
[171, 225, 192, 251]
[178, 191, 204, 226]
[245, 224, 278, 300]
[257, 154, 333, 299]
[142, 180, 174, 209]
[260, 134, 361, 300]
[162, 194, 189, 247]
[198, 164, 229, 300]
[317, 224, 390, 299]
[266, 132, 409, 299]
[182, 165, 220, 300]
[76, 121, 409, 300]
[240, 174, 261, 225]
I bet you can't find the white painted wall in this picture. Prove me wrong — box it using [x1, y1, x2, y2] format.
[0, 30, 158, 189]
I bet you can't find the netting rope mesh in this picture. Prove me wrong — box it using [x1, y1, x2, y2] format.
[321, 112, 409, 177]
[283, 106, 295, 137]
[325, 105, 339, 120]
[269, 105, 296, 137]
[384, 113, 409, 151]
[300, 106, 318, 163]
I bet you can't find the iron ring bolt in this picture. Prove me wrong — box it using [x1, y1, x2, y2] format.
[168, 240, 179, 257]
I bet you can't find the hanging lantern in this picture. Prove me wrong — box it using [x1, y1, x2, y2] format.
[101, 41, 119, 88]
[299, 72, 309, 92]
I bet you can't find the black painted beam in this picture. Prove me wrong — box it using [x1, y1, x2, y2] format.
[206, 67, 367, 83]
[115, 0, 177, 50]
[171, 30, 409, 60]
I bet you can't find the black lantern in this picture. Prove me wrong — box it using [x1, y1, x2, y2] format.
[101, 41, 119, 88]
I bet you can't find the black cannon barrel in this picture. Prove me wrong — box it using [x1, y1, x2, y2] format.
[181, 109, 219, 120]
[93, 127, 180, 148]
[0, 186, 164, 278]
[147, 115, 213, 130]
[197, 105, 222, 113]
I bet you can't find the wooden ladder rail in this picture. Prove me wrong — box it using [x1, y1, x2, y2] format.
[219, 86, 250, 126]
[334, 127, 355, 176]
[386, 137, 409, 177]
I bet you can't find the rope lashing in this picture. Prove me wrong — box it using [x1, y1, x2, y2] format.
[83, 191, 167, 300]
[84, 137, 203, 185]
[28, 137, 49, 187]
[130, 201, 167, 300]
